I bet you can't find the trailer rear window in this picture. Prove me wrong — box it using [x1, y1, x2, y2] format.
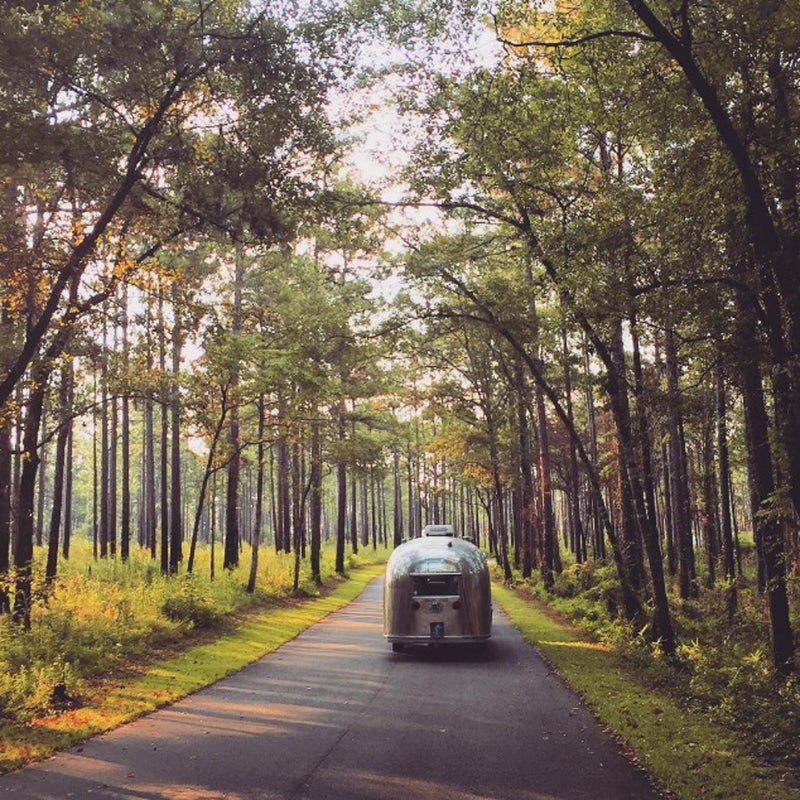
[412, 574, 460, 597]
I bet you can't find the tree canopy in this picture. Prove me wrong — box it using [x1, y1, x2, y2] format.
[0, 1, 797, 778]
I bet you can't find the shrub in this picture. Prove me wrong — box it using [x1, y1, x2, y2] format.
[160, 575, 218, 629]
[0, 620, 87, 721]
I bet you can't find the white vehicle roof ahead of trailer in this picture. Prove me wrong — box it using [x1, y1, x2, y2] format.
[422, 524, 455, 537]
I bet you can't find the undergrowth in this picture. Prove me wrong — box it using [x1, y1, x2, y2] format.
[0, 542, 390, 723]
[513, 556, 800, 785]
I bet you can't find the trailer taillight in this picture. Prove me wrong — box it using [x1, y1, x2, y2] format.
[452, 600, 462, 610]
[411, 600, 420, 611]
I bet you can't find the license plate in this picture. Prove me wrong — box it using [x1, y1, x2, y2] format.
[430, 621, 445, 639]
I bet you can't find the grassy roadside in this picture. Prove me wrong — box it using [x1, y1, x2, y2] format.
[5, 559, 792, 799]
[493, 583, 796, 800]
[0, 564, 384, 774]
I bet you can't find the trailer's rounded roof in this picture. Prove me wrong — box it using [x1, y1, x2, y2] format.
[386, 534, 488, 579]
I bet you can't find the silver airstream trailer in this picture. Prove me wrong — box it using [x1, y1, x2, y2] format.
[383, 524, 492, 652]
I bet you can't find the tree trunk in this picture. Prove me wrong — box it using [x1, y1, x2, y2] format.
[532, 369, 556, 588]
[278, 429, 291, 555]
[630, 316, 660, 559]
[0, 412, 12, 613]
[737, 302, 794, 675]
[224, 397, 241, 568]
[701, 415, 719, 588]
[92, 378, 99, 559]
[349, 467, 358, 554]
[0, 183, 19, 610]
[310, 419, 322, 584]
[188, 390, 227, 573]
[606, 320, 647, 596]
[328, 397, 345, 572]
[159, 287, 169, 574]
[393, 448, 403, 546]
[224, 256, 244, 570]
[109, 392, 118, 557]
[247, 395, 266, 593]
[14, 385, 45, 628]
[46, 364, 71, 582]
[407, 450, 417, 540]
[335, 463, 347, 572]
[488, 413, 512, 582]
[562, 329, 586, 563]
[292, 440, 303, 591]
[514, 360, 535, 579]
[716, 363, 736, 583]
[661, 438, 676, 577]
[169, 291, 183, 573]
[664, 328, 696, 598]
[583, 342, 604, 559]
[108, 316, 119, 558]
[120, 283, 131, 562]
[143, 297, 157, 559]
[63, 413, 73, 559]
[210, 472, 217, 581]
[370, 467, 377, 550]
[360, 474, 369, 548]
[35, 414, 46, 549]
[100, 318, 110, 559]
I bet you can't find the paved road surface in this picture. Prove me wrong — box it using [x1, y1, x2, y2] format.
[0, 577, 662, 799]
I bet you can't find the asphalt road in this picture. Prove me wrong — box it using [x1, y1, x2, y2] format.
[0, 577, 663, 800]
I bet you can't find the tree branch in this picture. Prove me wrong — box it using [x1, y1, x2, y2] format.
[492, 14, 656, 48]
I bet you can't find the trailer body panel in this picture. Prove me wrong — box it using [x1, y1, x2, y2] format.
[383, 528, 492, 648]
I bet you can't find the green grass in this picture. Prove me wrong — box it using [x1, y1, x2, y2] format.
[0, 564, 384, 773]
[493, 583, 797, 800]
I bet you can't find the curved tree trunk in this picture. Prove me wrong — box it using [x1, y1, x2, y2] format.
[188, 387, 228, 574]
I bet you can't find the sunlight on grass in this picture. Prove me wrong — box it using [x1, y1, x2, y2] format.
[539, 640, 611, 651]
